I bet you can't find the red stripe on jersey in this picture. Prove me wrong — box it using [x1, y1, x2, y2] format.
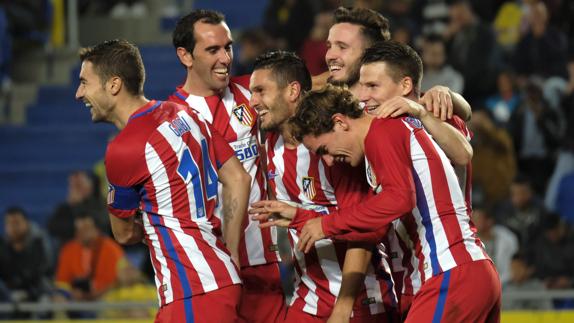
[282, 146, 302, 202]
[412, 131, 473, 266]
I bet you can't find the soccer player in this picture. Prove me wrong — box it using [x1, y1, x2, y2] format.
[167, 10, 284, 322]
[75, 39, 250, 322]
[253, 42, 501, 323]
[325, 6, 471, 122]
[250, 50, 398, 322]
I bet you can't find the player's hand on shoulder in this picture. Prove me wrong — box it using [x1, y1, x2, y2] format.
[420, 85, 453, 120]
[370, 96, 425, 119]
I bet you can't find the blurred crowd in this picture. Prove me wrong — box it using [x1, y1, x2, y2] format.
[1, 0, 573, 319]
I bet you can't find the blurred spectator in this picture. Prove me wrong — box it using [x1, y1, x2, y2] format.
[233, 28, 273, 76]
[496, 174, 545, 248]
[470, 110, 516, 204]
[513, 1, 568, 81]
[420, 34, 464, 94]
[443, 0, 500, 104]
[54, 212, 125, 305]
[492, 1, 523, 56]
[474, 205, 519, 285]
[101, 259, 156, 319]
[78, 0, 147, 17]
[508, 78, 560, 193]
[0, 5, 11, 94]
[420, 0, 450, 37]
[48, 170, 108, 250]
[545, 60, 574, 216]
[485, 69, 521, 127]
[0, 207, 53, 318]
[503, 252, 552, 310]
[263, 0, 315, 51]
[298, 11, 333, 76]
[528, 214, 574, 290]
[1, 0, 51, 45]
[380, 0, 419, 46]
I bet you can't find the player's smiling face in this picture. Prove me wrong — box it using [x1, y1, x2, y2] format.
[325, 23, 366, 87]
[249, 69, 292, 132]
[75, 61, 114, 123]
[190, 21, 233, 95]
[302, 119, 363, 167]
[358, 62, 407, 114]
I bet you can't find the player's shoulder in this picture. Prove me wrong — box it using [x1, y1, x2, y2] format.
[230, 74, 251, 88]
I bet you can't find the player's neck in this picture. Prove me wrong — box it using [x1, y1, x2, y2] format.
[357, 114, 374, 151]
[183, 74, 225, 97]
[113, 95, 150, 129]
[280, 123, 298, 148]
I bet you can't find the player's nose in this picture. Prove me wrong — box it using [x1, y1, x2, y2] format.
[322, 155, 335, 167]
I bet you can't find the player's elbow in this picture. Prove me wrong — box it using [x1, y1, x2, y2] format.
[452, 144, 473, 166]
[112, 226, 139, 245]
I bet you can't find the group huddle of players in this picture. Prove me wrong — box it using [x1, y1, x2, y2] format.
[74, 6, 502, 323]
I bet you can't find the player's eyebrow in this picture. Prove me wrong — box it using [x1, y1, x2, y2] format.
[316, 145, 328, 156]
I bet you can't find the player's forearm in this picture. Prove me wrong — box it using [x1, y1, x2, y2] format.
[332, 243, 373, 318]
[451, 90, 472, 121]
[320, 188, 415, 237]
[221, 175, 251, 261]
[109, 213, 145, 245]
[420, 110, 473, 166]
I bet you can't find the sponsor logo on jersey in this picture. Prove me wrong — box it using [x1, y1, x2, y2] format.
[302, 176, 316, 200]
[267, 170, 278, 180]
[232, 104, 254, 127]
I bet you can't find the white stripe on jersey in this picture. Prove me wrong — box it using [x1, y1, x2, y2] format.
[409, 131, 457, 275]
[184, 95, 213, 124]
[317, 161, 337, 206]
[142, 211, 173, 305]
[144, 144, 174, 304]
[269, 136, 292, 201]
[289, 229, 321, 315]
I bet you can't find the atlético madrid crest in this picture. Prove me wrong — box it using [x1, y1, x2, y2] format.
[232, 104, 254, 127]
[107, 184, 115, 205]
[302, 176, 316, 200]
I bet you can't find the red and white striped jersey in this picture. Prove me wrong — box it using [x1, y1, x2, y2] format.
[305, 116, 489, 295]
[388, 115, 477, 296]
[168, 75, 280, 268]
[266, 132, 398, 318]
[106, 100, 242, 307]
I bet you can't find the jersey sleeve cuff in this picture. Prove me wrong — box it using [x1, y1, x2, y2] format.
[289, 208, 321, 232]
[108, 206, 137, 219]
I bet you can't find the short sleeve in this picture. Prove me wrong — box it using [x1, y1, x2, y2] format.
[208, 123, 235, 169]
[105, 135, 148, 218]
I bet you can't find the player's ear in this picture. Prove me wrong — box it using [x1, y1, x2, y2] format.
[287, 81, 301, 103]
[332, 113, 349, 131]
[176, 47, 193, 68]
[401, 76, 414, 97]
[108, 76, 122, 96]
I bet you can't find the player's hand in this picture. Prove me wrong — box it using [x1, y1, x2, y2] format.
[370, 96, 426, 119]
[297, 217, 326, 253]
[249, 200, 297, 228]
[420, 85, 453, 120]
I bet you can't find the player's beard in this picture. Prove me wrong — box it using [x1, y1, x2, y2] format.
[327, 60, 361, 88]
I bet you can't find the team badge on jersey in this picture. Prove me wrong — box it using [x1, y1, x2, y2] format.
[232, 104, 254, 127]
[365, 158, 382, 194]
[302, 176, 316, 200]
[404, 116, 423, 129]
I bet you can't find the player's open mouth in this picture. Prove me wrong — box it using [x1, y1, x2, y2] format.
[365, 105, 379, 113]
[335, 155, 346, 163]
[84, 102, 92, 108]
[214, 68, 229, 77]
[328, 64, 342, 73]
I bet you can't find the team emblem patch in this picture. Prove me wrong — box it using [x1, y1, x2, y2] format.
[365, 158, 382, 194]
[107, 184, 115, 205]
[232, 104, 254, 127]
[302, 176, 316, 200]
[404, 116, 423, 129]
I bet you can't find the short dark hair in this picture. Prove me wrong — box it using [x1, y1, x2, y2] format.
[4, 206, 27, 219]
[361, 41, 423, 96]
[253, 51, 312, 92]
[173, 9, 225, 54]
[333, 7, 391, 45]
[290, 85, 362, 141]
[79, 39, 145, 96]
